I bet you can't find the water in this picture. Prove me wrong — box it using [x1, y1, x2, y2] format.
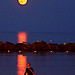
[0, 32, 75, 75]
[0, 31, 75, 44]
[0, 52, 75, 75]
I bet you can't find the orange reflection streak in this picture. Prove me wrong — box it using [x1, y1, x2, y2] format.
[18, 32, 27, 43]
[17, 55, 27, 75]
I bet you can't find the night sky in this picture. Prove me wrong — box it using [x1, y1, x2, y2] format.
[0, 0, 75, 32]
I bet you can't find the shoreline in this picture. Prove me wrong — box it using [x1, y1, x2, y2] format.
[0, 41, 75, 53]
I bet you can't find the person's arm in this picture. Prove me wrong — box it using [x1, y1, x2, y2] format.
[32, 68, 34, 72]
[29, 68, 35, 75]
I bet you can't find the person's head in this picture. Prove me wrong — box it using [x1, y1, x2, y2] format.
[27, 62, 30, 68]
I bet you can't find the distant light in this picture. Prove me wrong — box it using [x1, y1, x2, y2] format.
[27, 33, 29, 35]
[50, 40, 52, 42]
[34, 51, 37, 53]
[37, 40, 39, 42]
[66, 51, 69, 53]
[8, 50, 10, 53]
[19, 50, 22, 53]
[18, 0, 27, 5]
[67, 39, 69, 41]
[18, 32, 27, 43]
[50, 51, 53, 53]
[64, 43, 66, 45]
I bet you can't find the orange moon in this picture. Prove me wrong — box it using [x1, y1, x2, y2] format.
[18, 32, 27, 43]
[18, 0, 27, 5]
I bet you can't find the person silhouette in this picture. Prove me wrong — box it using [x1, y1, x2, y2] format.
[24, 62, 35, 75]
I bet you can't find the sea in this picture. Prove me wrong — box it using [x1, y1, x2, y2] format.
[0, 52, 75, 75]
[0, 31, 75, 75]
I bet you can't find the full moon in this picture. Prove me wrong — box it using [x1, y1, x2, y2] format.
[18, 0, 27, 5]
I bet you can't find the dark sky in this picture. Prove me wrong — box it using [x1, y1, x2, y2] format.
[0, 0, 75, 32]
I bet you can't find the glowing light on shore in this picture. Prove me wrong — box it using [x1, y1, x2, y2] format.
[18, 0, 27, 5]
[66, 51, 69, 53]
[34, 50, 37, 53]
[64, 43, 66, 45]
[8, 50, 10, 53]
[50, 51, 53, 53]
[17, 55, 27, 75]
[18, 32, 27, 43]
[19, 50, 22, 53]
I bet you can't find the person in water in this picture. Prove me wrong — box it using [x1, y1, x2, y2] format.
[24, 62, 35, 75]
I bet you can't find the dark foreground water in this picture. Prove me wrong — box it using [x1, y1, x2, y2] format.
[0, 52, 75, 75]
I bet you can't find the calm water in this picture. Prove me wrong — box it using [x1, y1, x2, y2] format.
[0, 32, 75, 75]
[0, 52, 75, 75]
[0, 31, 75, 44]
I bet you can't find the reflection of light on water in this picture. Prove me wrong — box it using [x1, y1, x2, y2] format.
[17, 55, 27, 75]
[18, 32, 27, 43]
